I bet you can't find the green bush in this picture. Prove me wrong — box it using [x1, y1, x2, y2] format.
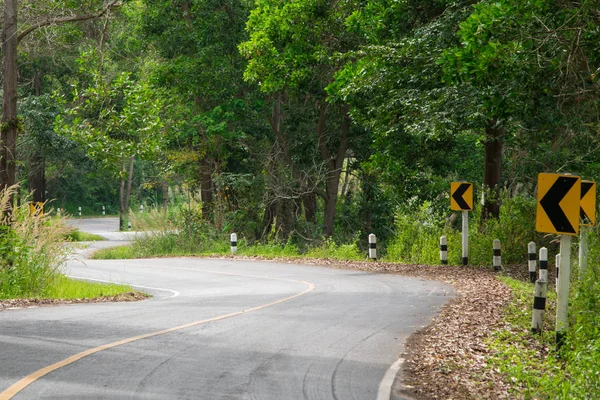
[0, 187, 70, 298]
[385, 194, 556, 266]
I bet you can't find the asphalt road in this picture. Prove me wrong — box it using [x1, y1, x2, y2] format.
[0, 218, 453, 399]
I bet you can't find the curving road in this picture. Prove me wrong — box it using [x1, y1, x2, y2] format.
[0, 218, 453, 399]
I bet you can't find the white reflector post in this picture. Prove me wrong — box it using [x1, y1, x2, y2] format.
[528, 241, 537, 283]
[440, 236, 448, 265]
[368, 234, 377, 260]
[230, 233, 238, 254]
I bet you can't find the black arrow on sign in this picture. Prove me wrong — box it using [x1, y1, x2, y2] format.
[540, 176, 578, 233]
[580, 181, 593, 222]
[452, 183, 471, 210]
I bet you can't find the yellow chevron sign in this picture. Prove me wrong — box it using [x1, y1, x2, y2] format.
[450, 182, 473, 211]
[29, 202, 44, 217]
[580, 180, 596, 226]
[536, 173, 581, 235]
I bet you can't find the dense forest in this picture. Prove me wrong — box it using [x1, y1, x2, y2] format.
[1, 0, 599, 244]
[2, 2, 600, 398]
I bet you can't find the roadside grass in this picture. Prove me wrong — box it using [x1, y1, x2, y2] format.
[65, 229, 104, 242]
[91, 245, 135, 259]
[39, 275, 135, 299]
[92, 234, 365, 261]
[487, 275, 600, 399]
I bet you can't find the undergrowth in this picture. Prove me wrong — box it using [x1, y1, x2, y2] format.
[0, 186, 135, 300]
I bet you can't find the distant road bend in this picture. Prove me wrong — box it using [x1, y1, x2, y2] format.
[0, 218, 452, 399]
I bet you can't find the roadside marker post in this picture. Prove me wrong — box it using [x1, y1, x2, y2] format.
[536, 172, 581, 347]
[539, 247, 548, 281]
[450, 182, 473, 265]
[532, 247, 548, 334]
[139, 204, 144, 214]
[440, 236, 448, 265]
[579, 181, 596, 279]
[230, 233, 237, 254]
[102, 206, 105, 216]
[555, 254, 560, 293]
[493, 239, 502, 272]
[78, 206, 82, 217]
[528, 242, 537, 283]
[368, 234, 377, 261]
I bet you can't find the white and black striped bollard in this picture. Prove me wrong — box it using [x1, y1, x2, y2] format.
[532, 247, 549, 334]
[539, 247, 548, 282]
[531, 277, 548, 334]
[368, 234, 377, 261]
[102, 205, 105, 216]
[528, 242, 537, 283]
[493, 239, 501, 272]
[140, 204, 144, 214]
[555, 253, 560, 293]
[127, 220, 132, 230]
[440, 236, 448, 265]
[230, 233, 237, 254]
[78, 206, 82, 217]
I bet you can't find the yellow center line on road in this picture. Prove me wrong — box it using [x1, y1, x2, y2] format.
[0, 271, 315, 399]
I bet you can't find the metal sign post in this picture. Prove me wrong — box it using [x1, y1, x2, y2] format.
[535, 173, 581, 348]
[451, 182, 473, 266]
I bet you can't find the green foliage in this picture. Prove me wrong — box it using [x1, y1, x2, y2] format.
[0, 189, 70, 298]
[304, 238, 364, 261]
[65, 230, 104, 242]
[42, 276, 135, 299]
[487, 262, 600, 398]
[92, 245, 134, 260]
[0, 187, 125, 300]
[386, 194, 553, 266]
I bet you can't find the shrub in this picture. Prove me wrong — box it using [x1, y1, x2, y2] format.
[0, 186, 71, 298]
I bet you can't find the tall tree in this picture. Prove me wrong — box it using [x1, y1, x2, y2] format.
[1, 0, 121, 194]
[240, 0, 362, 238]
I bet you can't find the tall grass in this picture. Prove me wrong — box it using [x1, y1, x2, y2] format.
[0, 186, 71, 298]
[385, 196, 556, 266]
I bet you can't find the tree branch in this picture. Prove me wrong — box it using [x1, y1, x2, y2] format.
[17, 1, 122, 43]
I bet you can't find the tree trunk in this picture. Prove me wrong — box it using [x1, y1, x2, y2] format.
[302, 192, 317, 224]
[119, 156, 135, 230]
[1, 0, 19, 193]
[319, 105, 349, 238]
[119, 160, 127, 230]
[482, 118, 505, 220]
[28, 154, 45, 203]
[28, 72, 46, 203]
[200, 157, 213, 221]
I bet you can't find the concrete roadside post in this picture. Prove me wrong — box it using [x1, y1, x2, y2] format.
[531, 277, 548, 334]
[128, 220, 132, 230]
[230, 233, 237, 254]
[532, 247, 549, 333]
[102, 205, 105, 216]
[579, 228, 587, 279]
[555, 254, 560, 293]
[556, 236, 572, 347]
[462, 211, 468, 265]
[579, 180, 596, 279]
[493, 239, 501, 272]
[528, 242, 537, 283]
[139, 204, 144, 214]
[440, 236, 448, 265]
[539, 247, 548, 281]
[368, 234, 377, 261]
[78, 206, 82, 217]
